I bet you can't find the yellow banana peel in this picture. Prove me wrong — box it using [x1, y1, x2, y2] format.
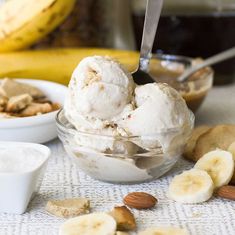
[0, 0, 76, 52]
[0, 48, 139, 85]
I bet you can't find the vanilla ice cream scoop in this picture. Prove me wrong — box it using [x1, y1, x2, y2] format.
[59, 56, 194, 183]
[65, 56, 135, 123]
[118, 83, 192, 151]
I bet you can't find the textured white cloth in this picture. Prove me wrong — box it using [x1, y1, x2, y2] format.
[0, 84, 235, 235]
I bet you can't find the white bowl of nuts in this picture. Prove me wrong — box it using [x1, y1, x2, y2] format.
[0, 78, 67, 143]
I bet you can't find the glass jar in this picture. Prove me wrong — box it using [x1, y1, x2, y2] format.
[132, 0, 235, 85]
[33, 0, 135, 50]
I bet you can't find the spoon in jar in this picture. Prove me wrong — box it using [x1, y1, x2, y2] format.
[132, 0, 163, 85]
[177, 46, 235, 82]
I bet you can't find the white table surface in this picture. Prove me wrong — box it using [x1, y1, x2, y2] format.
[0, 83, 235, 235]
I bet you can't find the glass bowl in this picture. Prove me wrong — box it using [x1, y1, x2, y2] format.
[56, 109, 194, 184]
[149, 54, 214, 112]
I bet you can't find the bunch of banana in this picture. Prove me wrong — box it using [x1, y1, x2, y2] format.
[0, 0, 76, 52]
[0, 48, 139, 85]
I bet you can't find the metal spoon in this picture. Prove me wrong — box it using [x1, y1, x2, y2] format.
[177, 46, 235, 82]
[132, 0, 163, 85]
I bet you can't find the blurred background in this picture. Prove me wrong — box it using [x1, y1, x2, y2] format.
[0, 0, 235, 85]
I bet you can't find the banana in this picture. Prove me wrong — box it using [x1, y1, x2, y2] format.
[138, 227, 189, 235]
[0, 0, 76, 52]
[59, 212, 117, 235]
[0, 48, 139, 85]
[168, 169, 214, 204]
[194, 149, 234, 188]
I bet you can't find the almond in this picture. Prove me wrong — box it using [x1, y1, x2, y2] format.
[217, 185, 235, 200]
[123, 192, 157, 209]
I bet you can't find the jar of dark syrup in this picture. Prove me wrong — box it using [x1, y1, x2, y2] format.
[132, 0, 235, 85]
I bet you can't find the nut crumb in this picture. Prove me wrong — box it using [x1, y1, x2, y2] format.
[109, 206, 136, 231]
[191, 212, 202, 218]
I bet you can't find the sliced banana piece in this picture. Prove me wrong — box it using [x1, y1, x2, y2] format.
[138, 227, 189, 235]
[59, 212, 116, 235]
[168, 169, 214, 203]
[194, 149, 234, 188]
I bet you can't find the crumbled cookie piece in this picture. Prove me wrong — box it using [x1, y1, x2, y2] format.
[110, 206, 136, 231]
[46, 198, 90, 218]
[0, 78, 44, 98]
[0, 79, 60, 118]
[51, 102, 61, 111]
[183, 126, 211, 162]
[34, 97, 52, 104]
[6, 94, 33, 112]
[34, 98, 60, 111]
[193, 124, 235, 161]
[19, 102, 52, 116]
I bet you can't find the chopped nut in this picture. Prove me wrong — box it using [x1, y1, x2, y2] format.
[83, 68, 101, 87]
[6, 94, 33, 112]
[0, 78, 44, 98]
[46, 198, 90, 218]
[19, 102, 52, 117]
[217, 185, 235, 200]
[110, 206, 136, 231]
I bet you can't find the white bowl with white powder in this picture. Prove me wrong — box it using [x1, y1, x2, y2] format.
[0, 141, 50, 214]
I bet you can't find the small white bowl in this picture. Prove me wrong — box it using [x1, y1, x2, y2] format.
[0, 79, 67, 143]
[0, 141, 51, 214]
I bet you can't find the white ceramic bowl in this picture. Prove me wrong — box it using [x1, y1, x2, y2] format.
[0, 141, 51, 214]
[0, 79, 67, 143]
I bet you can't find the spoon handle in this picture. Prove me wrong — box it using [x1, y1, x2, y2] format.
[139, 0, 163, 72]
[178, 46, 235, 82]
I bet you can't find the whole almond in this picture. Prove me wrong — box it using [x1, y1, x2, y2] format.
[123, 192, 157, 209]
[217, 185, 235, 200]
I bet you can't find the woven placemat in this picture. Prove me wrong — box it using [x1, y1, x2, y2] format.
[0, 83, 235, 235]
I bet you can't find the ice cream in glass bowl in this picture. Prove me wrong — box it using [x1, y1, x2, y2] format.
[56, 56, 194, 183]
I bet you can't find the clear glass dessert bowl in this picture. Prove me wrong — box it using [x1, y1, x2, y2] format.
[56, 109, 194, 184]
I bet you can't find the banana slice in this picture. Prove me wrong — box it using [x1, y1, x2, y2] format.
[138, 227, 189, 235]
[168, 169, 214, 203]
[194, 149, 234, 188]
[59, 212, 116, 235]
